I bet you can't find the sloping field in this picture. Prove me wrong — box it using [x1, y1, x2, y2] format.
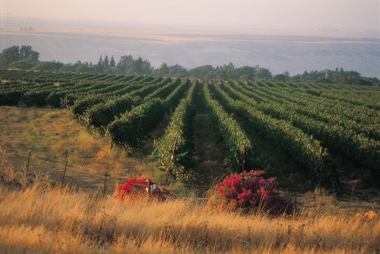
[1, 69, 380, 253]
[0, 106, 152, 191]
[1, 69, 380, 197]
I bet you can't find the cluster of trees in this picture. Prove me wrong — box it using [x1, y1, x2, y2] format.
[162, 63, 379, 86]
[283, 68, 379, 86]
[56, 55, 155, 75]
[1, 45, 379, 85]
[183, 63, 272, 81]
[0, 45, 39, 69]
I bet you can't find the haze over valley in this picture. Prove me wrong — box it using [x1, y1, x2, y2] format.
[1, 16, 380, 78]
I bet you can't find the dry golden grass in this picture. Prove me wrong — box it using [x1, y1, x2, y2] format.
[0, 106, 154, 190]
[0, 182, 379, 254]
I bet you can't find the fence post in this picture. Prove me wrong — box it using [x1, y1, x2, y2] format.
[61, 152, 68, 185]
[25, 151, 31, 179]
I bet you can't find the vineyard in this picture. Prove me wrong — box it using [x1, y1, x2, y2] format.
[1, 69, 380, 193]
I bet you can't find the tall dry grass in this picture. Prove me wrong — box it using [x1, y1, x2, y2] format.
[0, 107, 154, 190]
[0, 182, 379, 254]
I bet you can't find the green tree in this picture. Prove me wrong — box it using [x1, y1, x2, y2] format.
[76, 61, 89, 72]
[141, 61, 153, 75]
[0, 46, 20, 68]
[167, 64, 187, 77]
[246, 67, 254, 81]
[255, 67, 272, 80]
[225, 62, 235, 79]
[135, 57, 143, 74]
[117, 55, 134, 74]
[19, 45, 39, 61]
[187, 65, 214, 78]
[157, 62, 169, 76]
[116, 55, 152, 75]
[339, 68, 346, 84]
[31, 61, 63, 71]
[272, 71, 290, 82]
[110, 56, 116, 68]
[97, 55, 103, 70]
[332, 68, 339, 83]
[103, 55, 109, 70]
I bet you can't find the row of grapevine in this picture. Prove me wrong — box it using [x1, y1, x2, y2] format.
[1, 69, 379, 189]
[225, 81, 380, 172]
[1, 70, 194, 152]
[234, 80, 380, 140]
[68, 78, 172, 122]
[203, 80, 268, 171]
[0, 70, 161, 108]
[0, 69, 103, 83]
[143, 77, 181, 101]
[107, 98, 166, 148]
[212, 81, 339, 190]
[243, 80, 380, 125]
[79, 78, 177, 131]
[106, 79, 191, 149]
[318, 86, 380, 110]
[127, 77, 169, 98]
[63, 78, 165, 110]
[152, 80, 198, 183]
[84, 95, 142, 131]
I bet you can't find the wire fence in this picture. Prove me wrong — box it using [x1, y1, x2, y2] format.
[2, 143, 380, 211]
[0, 144, 218, 198]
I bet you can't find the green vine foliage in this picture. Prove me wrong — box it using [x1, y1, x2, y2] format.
[152, 80, 198, 183]
[84, 95, 142, 132]
[107, 98, 167, 149]
[213, 80, 340, 191]
[203, 80, 269, 171]
[69, 94, 107, 118]
[106, 79, 190, 150]
[1, 69, 379, 191]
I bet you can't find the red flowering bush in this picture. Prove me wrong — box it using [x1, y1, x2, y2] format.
[114, 177, 176, 202]
[218, 170, 293, 214]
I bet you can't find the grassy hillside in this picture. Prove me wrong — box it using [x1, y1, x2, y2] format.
[0, 105, 229, 195]
[1, 105, 380, 253]
[0, 106, 155, 191]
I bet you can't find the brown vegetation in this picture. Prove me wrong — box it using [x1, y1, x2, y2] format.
[0, 106, 153, 190]
[0, 180, 379, 253]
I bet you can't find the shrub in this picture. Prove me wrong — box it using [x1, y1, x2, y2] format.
[217, 170, 293, 215]
[114, 177, 176, 202]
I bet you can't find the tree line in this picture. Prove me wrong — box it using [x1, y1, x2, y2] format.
[0, 45, 379, 85]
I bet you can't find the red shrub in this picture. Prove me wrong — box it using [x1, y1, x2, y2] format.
[218, 170, 293, 214]
[114, 177, 176, 202]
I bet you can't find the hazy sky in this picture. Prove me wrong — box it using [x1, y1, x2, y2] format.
[2, 0, 380, 32]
